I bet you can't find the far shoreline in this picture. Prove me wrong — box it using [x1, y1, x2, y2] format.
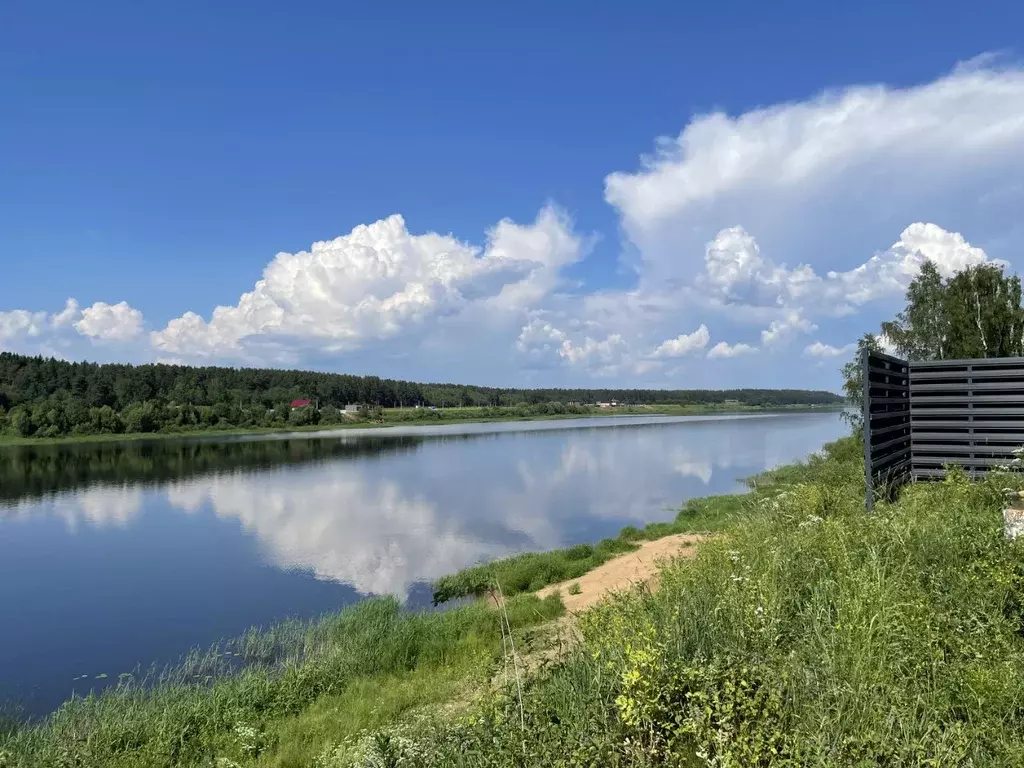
[0, 403, 843, 449]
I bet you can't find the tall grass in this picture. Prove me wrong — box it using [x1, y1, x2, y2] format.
[0, 594, 562, 768]
[363, 438, 1024, 766]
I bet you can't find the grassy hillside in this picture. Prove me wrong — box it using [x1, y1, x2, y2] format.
[0, 595, 563, 767]
[402, 439, 1024, 766]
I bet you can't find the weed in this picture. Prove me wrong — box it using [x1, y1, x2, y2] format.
[0, 595, 562, 768]
[374, 437, 1024, 766]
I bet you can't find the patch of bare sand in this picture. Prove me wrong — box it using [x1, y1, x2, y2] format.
[484, 534, 708, 689]
[537, 533, 707, 613]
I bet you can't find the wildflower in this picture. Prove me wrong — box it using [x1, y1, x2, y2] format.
[233, 723, 264, 757]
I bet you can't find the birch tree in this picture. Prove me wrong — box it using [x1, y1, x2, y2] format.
[880, 261, 1024, 361]
[880, 261, 948, 360]
[942, 264, 1024, 359]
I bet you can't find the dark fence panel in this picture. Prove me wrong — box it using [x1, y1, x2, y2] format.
[863, 354, 1024, 507]
[909, 356, 1024, 479]
[863, 350, 910, 510]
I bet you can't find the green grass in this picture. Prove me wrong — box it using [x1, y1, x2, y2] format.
[0, 594, 563, 768]
[255, 661, 478, 768]
[432, 537, 639, 604]
[365, 437, 1024, 767]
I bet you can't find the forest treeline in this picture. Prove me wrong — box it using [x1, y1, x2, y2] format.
[0, 352, 841, 438]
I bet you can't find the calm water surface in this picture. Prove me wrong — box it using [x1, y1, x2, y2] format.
[0, 411, 845, 714]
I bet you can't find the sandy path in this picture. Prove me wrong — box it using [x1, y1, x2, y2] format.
[536, 533, 706, 612]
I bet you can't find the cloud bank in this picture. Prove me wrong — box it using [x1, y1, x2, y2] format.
[4, 62, 1024, 389]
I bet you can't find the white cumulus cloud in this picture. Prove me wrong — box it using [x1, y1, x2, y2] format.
[516, 318, 566, 356]
[761, 311, 817, 346]
[152, 207, 582, 362]
[585, 62, 1024, 389]
[696, 222, 997, 320]
[605, 64, 1024, 251]
[511, 216, 998, 381]
[0, 298, 145, 355]
[707, 341, 757, 359]
[0, 310, 48, 343]
[826, 222, 998, 307]
[516, 317, 635, 375]
[652, 325, 710, 358]
[75, 301, 145, 341]
[559, 334, 628, 368]
[804, 341, 856, 358]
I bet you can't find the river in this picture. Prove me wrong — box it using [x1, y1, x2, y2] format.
[0, 410, 846, 715]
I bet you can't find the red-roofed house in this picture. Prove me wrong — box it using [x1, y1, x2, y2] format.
[291, 398, 312, 409]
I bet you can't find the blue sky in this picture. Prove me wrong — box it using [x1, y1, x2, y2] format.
[2, 1, 1024, 390]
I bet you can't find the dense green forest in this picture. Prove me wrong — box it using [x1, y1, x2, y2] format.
[0, 352, 841, 439]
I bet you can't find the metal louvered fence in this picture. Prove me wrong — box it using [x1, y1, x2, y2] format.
[863, 351, 910, 510]
[863, 351, 1024, 509]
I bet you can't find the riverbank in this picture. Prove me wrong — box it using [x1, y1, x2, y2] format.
[0, 402, 839, 447]
[0, 435, 806, 767]
[408, 439, 1024, 766]
[8, 433, 1022, 767]
[0, 592, 566, 768]
[431, 492, 747, 605]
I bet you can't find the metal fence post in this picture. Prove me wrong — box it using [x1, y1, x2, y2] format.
[863, 346, 873, 511]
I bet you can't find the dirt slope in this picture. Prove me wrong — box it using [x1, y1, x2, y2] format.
[536, 533, 706, 612]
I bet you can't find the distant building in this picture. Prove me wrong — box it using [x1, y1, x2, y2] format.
[344, 403, 363, 414]
[596, 401, 618, 408]
[291, 398, 312, 410]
